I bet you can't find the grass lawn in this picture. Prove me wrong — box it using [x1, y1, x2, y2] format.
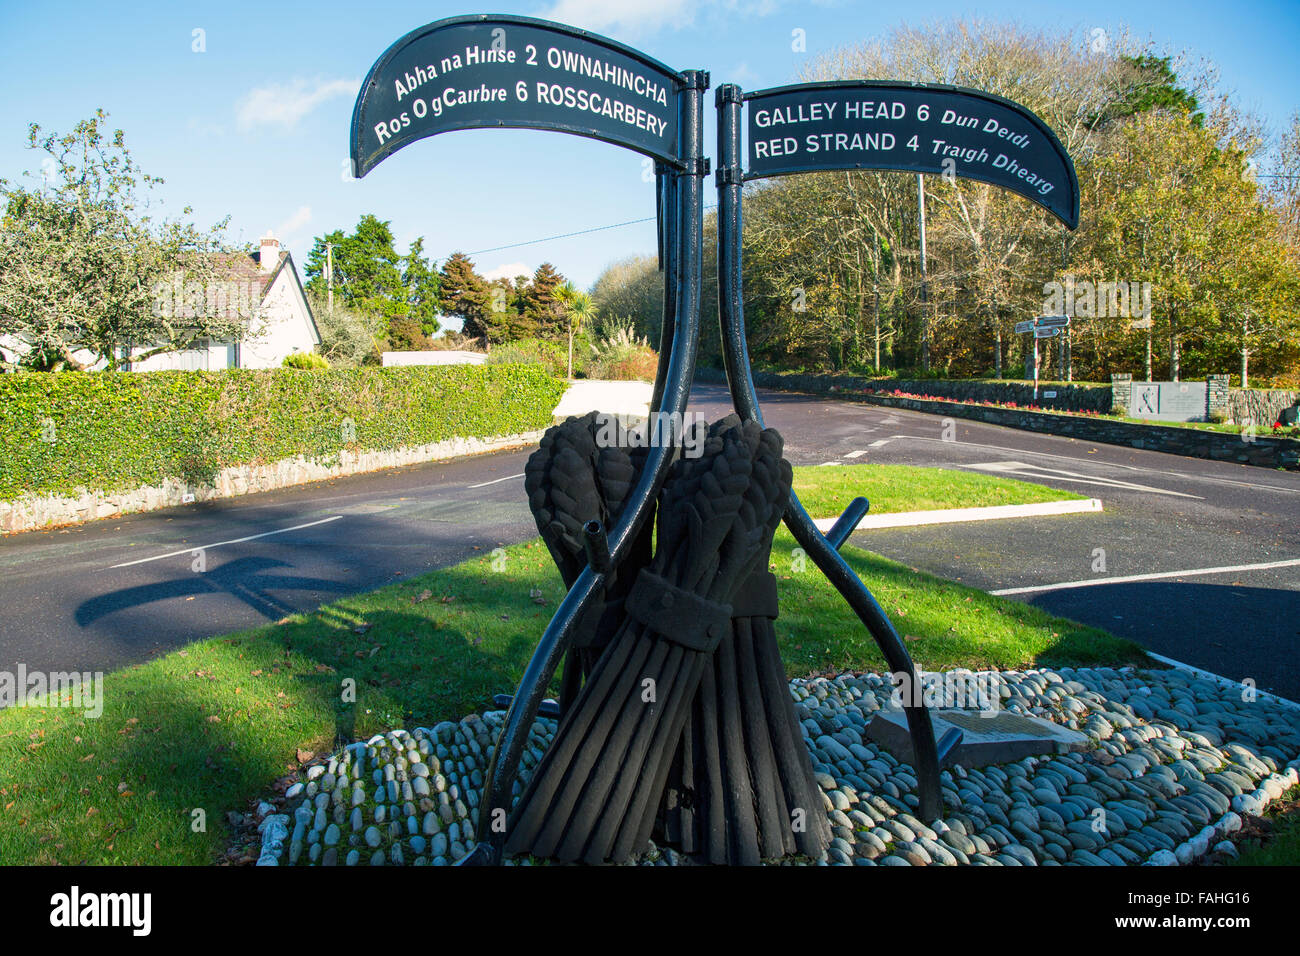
[0, 464, 1136, 865]
[792, 464, 1084, 518]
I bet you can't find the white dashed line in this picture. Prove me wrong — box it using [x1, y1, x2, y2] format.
[108, 515, 345, 569]
[468, 472, 525, 489]
[989, 557, 1300, 596]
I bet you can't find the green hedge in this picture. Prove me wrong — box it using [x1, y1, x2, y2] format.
[0, 365, 566, 501]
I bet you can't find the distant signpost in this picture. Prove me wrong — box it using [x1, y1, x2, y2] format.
[1017, 315, 1070, 398]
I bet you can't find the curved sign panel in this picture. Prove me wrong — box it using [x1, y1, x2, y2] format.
[351, 15, 683, 177]
[745, 81, 1079, 229]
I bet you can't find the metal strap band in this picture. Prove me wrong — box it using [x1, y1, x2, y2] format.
[729, 570, 779, 620]
[626, 570, 732, 653]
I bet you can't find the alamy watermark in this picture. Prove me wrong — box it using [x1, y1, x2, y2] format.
[152, 273, 260, 320]
[1042, 276, 1152, 329]
[594, 410, 706, 458]
[0, 665, 104, 718]
[889, 669, 1001, 715]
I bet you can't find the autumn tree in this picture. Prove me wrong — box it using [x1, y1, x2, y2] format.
[0, 110, 255, 370]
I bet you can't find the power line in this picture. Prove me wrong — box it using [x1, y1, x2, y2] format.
[452, 202, 719, 259]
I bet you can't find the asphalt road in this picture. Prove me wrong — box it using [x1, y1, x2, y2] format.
[2, 382, 1297, 698]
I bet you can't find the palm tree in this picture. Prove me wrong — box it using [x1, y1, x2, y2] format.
[557, 282, 595, 379]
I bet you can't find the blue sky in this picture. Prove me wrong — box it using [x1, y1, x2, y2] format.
[1, 0, 1296, 294]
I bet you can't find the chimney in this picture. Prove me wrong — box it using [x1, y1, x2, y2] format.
[259, 232, 281, 272]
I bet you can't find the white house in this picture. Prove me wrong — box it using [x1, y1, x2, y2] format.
[125, 234, 320, 371]
[0, 234, 320, 371]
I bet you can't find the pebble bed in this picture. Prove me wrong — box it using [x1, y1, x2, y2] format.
[257, 665, 1300, 866]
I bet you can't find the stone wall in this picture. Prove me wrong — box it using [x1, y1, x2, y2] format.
[0, 430, 545, 534]
[697, 369, 1112, 412]
[1228, 388, 1300, 427]
[864, 394, 1296, 468]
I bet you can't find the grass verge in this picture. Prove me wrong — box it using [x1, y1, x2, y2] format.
[792, 464, 1084, 518]
[0, 466, 1132, 865]
[1228, 785, 1300, 865]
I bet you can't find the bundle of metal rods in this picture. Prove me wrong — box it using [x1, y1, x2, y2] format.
[506, 413, 829, 864]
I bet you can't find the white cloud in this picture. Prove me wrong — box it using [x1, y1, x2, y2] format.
[538, 0, 694, 36]
[275, 205, 313, 239]
[237, 77, 359, 130]
[482, 261, 535, 281]
[729, 61, 759, 87]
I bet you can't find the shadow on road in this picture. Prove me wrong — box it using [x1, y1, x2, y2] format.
[1028, 580, 1300, 700]
[75, 555, 356, 627]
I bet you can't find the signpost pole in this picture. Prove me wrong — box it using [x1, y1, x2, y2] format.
[1033, 336, 1039, 402]
[918, 173, 930, 373]
[716, 84, 946, 822]
[465, 68, 709, 866]
[648, 165, 679, 414]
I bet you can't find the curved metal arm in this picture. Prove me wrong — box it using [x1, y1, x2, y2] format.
[713, 83, 947, 822]
[465, 74, 709, 865]
[649, 168, 679, 415]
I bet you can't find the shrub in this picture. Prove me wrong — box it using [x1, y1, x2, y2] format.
[486, 337, 578, 378]
[386, 316, 432, 352]
[282, 352, 330, 370]
[587, 323, 657, 381]
[306, 292, 383, 368]
[0, 365, 567, 502]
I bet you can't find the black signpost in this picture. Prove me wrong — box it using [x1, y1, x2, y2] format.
[351, 15, 683, 176]
[350, 16, 1079, 866]
[354, 14, 708, 866]
[715, 80, 1079, 834]
[744, 81, 1079, 228]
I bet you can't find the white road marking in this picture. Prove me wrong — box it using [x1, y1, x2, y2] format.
[818, 461, 841, 467]
[990, 557, 1300, 596]
[868, 439, 892, 448]
[845, 450, 868, 459]
[963, 460, 1201, 498]
[468, 472, 525, 489]
[108, 515, 345, 569]
[813, 498, 1102, 531]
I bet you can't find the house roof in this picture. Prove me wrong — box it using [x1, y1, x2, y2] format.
[213, 248, 321, 345]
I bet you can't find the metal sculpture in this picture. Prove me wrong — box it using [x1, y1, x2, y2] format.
[503, 413, 832, 864]
[347, 13, 1081, 866]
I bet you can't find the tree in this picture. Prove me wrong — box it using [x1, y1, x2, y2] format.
[437, 251, 492, 342]
[386, 315, 430, 351]
[1105, 55, 1205, 127]
[0, 110, 256, 370]
[556, 281, 595, 378]
[401, 236, 441, 335]
[1268, 112, 1300, 253]
[305, 291, 381, 367]
[590, 255, 663, 343]
[1089, 109, 1286, 381]
[521, 262, 567, 339]
[302, 214, 439, 335]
